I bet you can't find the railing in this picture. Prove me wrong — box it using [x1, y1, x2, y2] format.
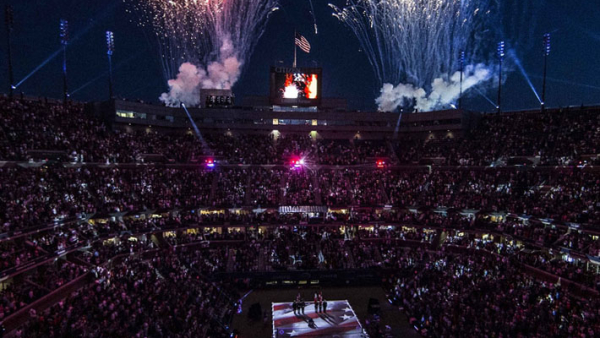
[519, 263, 599, 298]
[0, 216, 597, 335]
[3, 158, 600, 171]
[0, 272, 92, 333]
[1, 215, 597, 282]
[2, 239, 598, 336]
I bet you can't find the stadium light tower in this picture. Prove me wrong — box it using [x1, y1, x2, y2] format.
[541, 33, 551, 111]
[60, 19, 69, 104]
[5, 5, 14, 99]
[497, 41, 505, 113]
[458, 50, 465, 110]
[106, 31, 115, 100]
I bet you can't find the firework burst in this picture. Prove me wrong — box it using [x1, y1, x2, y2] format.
[331, 0, 542, 111]
[330, 0, 496, 89]
[126, 0, 279, 88]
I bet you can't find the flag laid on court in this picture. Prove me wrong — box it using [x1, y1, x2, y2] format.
[272, 300, 365, 337]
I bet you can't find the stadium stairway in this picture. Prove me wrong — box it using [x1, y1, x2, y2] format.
[210, 172, 219, 203]
[25, 239, 48, 256]
[386, 139, 400, 163]
[244, 173, 253, 205]
[312, 171, 322, 205]
[226, 247, 236, 272]
[280, 173, 288, 204]
[151, 232, 171, 249]
[257, 244, 269, 271]
[373, 245, 383, 262]
[432, 230, 447, 250]
[552, 229, 570, 247]
[379, 184, 391, 205]
[344, 244, 356, 269]
[315, 240, 323, 266]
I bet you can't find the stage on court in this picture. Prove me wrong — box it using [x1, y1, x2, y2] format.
[272, 300, 367, 337]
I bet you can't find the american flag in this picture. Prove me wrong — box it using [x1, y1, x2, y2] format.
[295, 32, 311, 54]
[272, 300, 366, 337]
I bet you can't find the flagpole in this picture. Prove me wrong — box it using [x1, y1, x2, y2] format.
[293, 30, 297, 68]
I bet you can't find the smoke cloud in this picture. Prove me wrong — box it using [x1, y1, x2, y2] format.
[376, 64, 493, 112]
[160, 37, 242, 107]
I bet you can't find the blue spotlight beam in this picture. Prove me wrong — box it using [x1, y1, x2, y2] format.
[181, 104, 210, 152]
[393, 112, 403, 139]
[509, 50, 542, 104]
[529, 75, 600, 91]
[14, 49, 62, 88]
[14, 2, 119, 89]
[71, 50, 144, 95]
[473, 87, 498, 109]
[120, 81, 154, 98]
[71, 72, 106, 95]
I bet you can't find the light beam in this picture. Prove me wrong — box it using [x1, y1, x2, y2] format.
[509, 50, 542, 104]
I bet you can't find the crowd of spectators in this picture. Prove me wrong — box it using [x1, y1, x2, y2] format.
[5, 221, 600, 336]
[1, 201, 598, 280]
[0, 241, 43, 274]
[1, 211, 599, 336]
[284, 169, 317, 205]
[2, 96, 600, 336]
[0, 258, 87, 322]
[27, 259, 87, 291]
[394, 107, 600, 166]
[319, 169, 388, 206]
[13, 253, 236, 337]
[267, 228, 349, 270]
[0, 97, 213, 163]
[15, 166, 600, 234]
[2, 97, 599, 166]
[248, 168, 283, 207]
[0, 281, 44, 322]
[0, 166, 214, 233]
[386, 249, 600, 337]
[214, 169, 247, 207]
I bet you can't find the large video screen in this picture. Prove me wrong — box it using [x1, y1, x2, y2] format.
[270, 67, 322, 107]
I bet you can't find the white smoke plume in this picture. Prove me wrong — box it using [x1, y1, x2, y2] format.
[160, 37, 242, 107]
[376, 63, 493, 112]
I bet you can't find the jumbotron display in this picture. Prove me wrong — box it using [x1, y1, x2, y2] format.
[270, 67, 322, 107]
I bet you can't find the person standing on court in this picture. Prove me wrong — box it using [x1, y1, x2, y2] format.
[318, 291, 323, 313]
[322, 299, 328, 313]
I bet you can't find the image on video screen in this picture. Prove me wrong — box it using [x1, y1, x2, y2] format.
[274, 72, 319, 100]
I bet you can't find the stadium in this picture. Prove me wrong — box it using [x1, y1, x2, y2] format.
[1, 1, 600, 338]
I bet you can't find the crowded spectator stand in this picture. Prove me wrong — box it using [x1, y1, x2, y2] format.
[1, 97, 600, 337]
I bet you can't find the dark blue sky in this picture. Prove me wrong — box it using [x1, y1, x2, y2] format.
[1, 0, 599, 111]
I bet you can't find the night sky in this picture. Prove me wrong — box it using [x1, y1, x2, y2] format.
[1, 0, 599, 111]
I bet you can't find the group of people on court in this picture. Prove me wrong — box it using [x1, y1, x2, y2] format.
[292, 291, 327, 315]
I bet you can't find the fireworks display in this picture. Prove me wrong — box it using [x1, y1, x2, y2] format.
[307, 0, 318, 34]
[123, 0, 541, 110]
[126, 0, 279, 106]
[330, 0, 498, 111]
